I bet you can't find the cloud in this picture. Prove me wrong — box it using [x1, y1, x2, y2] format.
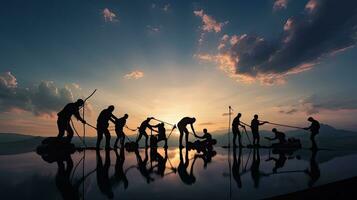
[124, 70, 144, 80]
[163, 4, 170, 12]
[146, 25, 160, 33]
[196, 0, 357, 85]
[0, 72, 85, 117]
[273, 0, 288, 11]
[194, 9, 228, 33]
[103, 8, 117, 22]
[279, 95, 357, 115]
[198, 122, 215, 126]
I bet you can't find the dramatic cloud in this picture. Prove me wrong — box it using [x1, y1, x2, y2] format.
[103, 8, 117, 22]
[279, 95, 357, 115]
[273, 0, 288, 11]
[0, 72, 85, 117]
[194, 9, 228, 33]
[124, 70, 144, 80]
[197, 0, 357, 85]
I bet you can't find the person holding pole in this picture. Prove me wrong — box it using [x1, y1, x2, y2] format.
[304, 117, 320, 150]
[232, 113, 246, 147]
[250, 114, 268, 147]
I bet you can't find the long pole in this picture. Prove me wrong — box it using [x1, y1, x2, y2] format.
[228, 106, 232, 200]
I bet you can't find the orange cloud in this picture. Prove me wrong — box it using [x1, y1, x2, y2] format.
[124, 70, 144, 80]
[103, 8, 117, 22]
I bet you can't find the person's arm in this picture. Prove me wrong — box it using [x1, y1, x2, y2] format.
[74, 110, 86, 123]
[304, 124, 312, 130]
[109, 114, 116, 123]
[191, 124, 196, 135]
[259, 121, 268, 125]
[239, 122, 246, 129]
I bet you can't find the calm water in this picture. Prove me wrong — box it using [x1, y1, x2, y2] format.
[1, 147, 357, 200]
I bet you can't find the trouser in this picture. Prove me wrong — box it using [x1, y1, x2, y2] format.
[233, 128, 242, 146]
[310, 133, 318, 149]
[57, 118, 73, 142]
[114, 129, 125, 147]
[252, 132, 260, 145]
[136, 130, 149, 146]
[178, 126, 189, 147]
[97, 126, 111, 149]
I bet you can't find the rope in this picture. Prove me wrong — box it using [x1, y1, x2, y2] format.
[265, 122, 305, 130]
[70, 119, 87, 147]
[152, 118, 175, 127]
[242, 126, 252, 145]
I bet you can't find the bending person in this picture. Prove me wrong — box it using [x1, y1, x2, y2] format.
[114, 114, 129, 148]
[57, 99, 86, 142]
[136, 118, 154, 147]
[96, 105, 116, 149]
[177, 117, 196, 148]
[232, 113, 246, 147]
[304, 117, 320, 150]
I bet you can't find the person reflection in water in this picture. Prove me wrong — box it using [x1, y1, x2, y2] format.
[135, 147, 154, 183]
[250, 148, 269, 188]
[55, 153, 79, 200]
[150, 148, 169, 177]
[266, 151, 287, 173]
[96, 149, 114, 199]
[232, 147, 243, 188]
[178, 148, 196, 185]
[305, 149, 320, 187]
[111, 146, 129, 190]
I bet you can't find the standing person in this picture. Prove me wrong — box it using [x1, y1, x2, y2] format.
[250, 114, 268, 147]
[114, 114, 129, 148]
[177, 117, 196, 148]
[96, 105, 116, 149]
[304, 117, 320, 150]
[136, 118, 154, 147]
[57, 99, 86, 143]
[232, 113, 246, 147]
[152, 122, 168, 148]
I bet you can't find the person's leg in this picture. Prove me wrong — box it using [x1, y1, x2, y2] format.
[120, 132, 125, 147]
[104, 129, 111, 149]
[238, 132, 242, 147]
[311, 133, 317, 149]
[257, 134, 260, 146]
[179, 128, 184, 147]
[144, 133, 149, 147]
[57, 119, 65, 138]
[114, 133, 119, 148]
[136, 131, 143, 143]
[164, 138, 168, 148]
[233, 132, 237, 146]
[66, 122, 74, 143]
[185, 129, 189, 147]
[96, 129, 103, 149]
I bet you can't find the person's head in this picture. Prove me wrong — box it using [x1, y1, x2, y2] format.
[192, 117, 196, 123]
[272, 128, 277, 133]
[159, 122, 164, 127]
[203, 128, 207, 133]
[237, 113, 242, 118]
[254, 114, 258, 119]
[147, 117, 153, 121]
[108, 105, 115, 112]
[308, 117, 314, 122]
[124, 114, 129, 119]
[75, 99, 84, 107]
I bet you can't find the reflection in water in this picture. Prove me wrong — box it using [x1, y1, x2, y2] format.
[305, 149, 320, 187]
[30, 144, 336, 199]
[96, 149, 113, 199]
[111, 147, 129, 190]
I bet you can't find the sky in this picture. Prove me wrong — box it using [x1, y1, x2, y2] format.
[0, 0, 357, 136]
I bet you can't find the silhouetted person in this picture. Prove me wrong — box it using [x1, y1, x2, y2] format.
[55, 153, 80, 200]
[136, 118, 154, 147]
[304, 117, 320, 150]
[265, 128, 287, 145]
[194, 147, 216, 169]
[250, 115, 268, 146]
[178, 148, 196, 185]
[250, 148, 269, 188]
[232, 113, 246, 147]
[232, 147, 243, 188]
[266, 151, 287, 173]
[96, 149, 113, 199]
[57, 99, 86, 142]
[135, 147, 154, 183]
[152, 122, 168, 148]
[177, 117, 196, 148]
[194, 128, 212, 143]
[111, 146, 129, 190]
[114, 114, 128, 148]
[96, 105, 116, 149]
[304, 149, 320, 187]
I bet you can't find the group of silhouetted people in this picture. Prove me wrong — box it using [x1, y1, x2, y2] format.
[56, 99, 215, 150]
[231, 113, 320, 149]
